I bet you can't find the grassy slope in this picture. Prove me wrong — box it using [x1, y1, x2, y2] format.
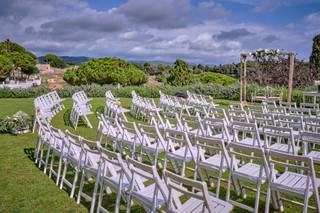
[0, 98, 317, 212]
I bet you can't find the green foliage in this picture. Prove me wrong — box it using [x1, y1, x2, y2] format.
[0, 85, 51, 98]
[8, 52, 38, 75]
[310, 34, 320, 70]
[0, 39, 37, 77]
[194, 72, 237, 85]
[63, 57, 148, 86]
[44, 54, 66, 68]
[0, 55, 13, 77]
[0, 111, 32, 135]
[167, 59, 193, 86]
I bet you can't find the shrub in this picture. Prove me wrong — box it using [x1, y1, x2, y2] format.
[0, 111, 32, 135]
[0, 83, 311, 104]
[44, 54, 66, 68]
[63, 57, 148, 86]
[194, 72, 237, 86]
[167, 59, 193, 86]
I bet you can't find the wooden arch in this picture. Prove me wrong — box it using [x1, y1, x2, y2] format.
[239, 51, 295, 105]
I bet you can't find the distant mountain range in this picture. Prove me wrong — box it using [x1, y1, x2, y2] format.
[37, 56, 92, 64]
[37, 56, 173, 65]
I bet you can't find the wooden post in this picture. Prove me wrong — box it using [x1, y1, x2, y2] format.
[287, 53, 295, 102]
[243, 57, 247, 106]
[240, 55, 243, 104]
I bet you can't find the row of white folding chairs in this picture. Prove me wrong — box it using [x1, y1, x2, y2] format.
[186, 90, 217, 108]
[35, 116, 233, 213]
[159, 90, 191, 112]
[70, 90, 93, 129]
[131, 91, 161, 121]
[96, 113, 320, 213]
[104, 90, 130, 121]
[33, 91, 65, 132]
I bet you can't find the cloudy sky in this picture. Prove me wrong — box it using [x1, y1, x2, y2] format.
[0, 0, 319, 64]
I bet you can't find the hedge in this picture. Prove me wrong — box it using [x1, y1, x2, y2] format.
[194, 72, 237, 86]
[0, 83, 314, 104]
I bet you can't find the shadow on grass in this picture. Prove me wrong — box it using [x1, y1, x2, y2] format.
[24, 147, 35, 161]
[63, 108, 72, 127]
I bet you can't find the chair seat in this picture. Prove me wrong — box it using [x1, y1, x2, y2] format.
[142, 141, 166, 153]
[102, 174, 130, 191]
[119, 108, 130, 113]
[271, 171, 320, 197]
[237, 138, 260, 147]
[167, 146, 203, 162]
[175, 192, 232, 213]
[234, 163, 269, 183]
[198, 154, 228, 172]
[131, 183, 167, 209]
[307, 151, 320, 163]
[269, 143, 299, 154]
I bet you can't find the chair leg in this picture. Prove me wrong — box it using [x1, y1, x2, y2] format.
[264, 186, 271, 213]
[49, 152, 55, 178]
[254, 182, 261, 213]
[271, 190, 279, 210]
[303, 190, 310, 213]
[60, 162, 68, 189]
[126, 193, 132, 213]
[96, 183, 104, 213]
[39, 144, 45, 168]
[77, 170, 85, 204]
[115, 186, 122, 213]
[70, 168, 79, 198]
[44, 147, 51, 174]
[89, 174, 100, 213]
[35, 137, 42, 163]
[56, 157, 63, 186]
[216, 169, 223, 199]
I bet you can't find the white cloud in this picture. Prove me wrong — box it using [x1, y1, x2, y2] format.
[0, 0, 318, 64]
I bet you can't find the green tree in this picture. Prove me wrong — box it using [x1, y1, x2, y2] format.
[8, 52, 37, 76]
[63, 57, 148, 86]
[44, 54, 66, 68]
[310, 34, 320, 70]
[0, 39, 38, 77]
[167, 59, 193, 86]
[0, 55, 13, 78]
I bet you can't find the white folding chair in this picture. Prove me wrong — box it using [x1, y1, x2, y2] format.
[231, 121, 262, 147]
[48, 127, 67, 185]
[163, 129, 201, 176]
[301, 131, 320, 171]
[226, 143, 271, 213]
[265, 149, 320, 213]
[59, 130, 84, 198]
[165, 170, 233, 213]
[77, 139, 100, 213]
[229, 109, 249, 123]
[126, 157, 170, 212]
[263, 125, 297, 154]
[116, 120, 142, 159]
[203, 117, 231, 141]
[96, 146, 131, 213]
[137, 121, 167, 167]
[194, 136, 235, 198]
[96, 113, 120, 149]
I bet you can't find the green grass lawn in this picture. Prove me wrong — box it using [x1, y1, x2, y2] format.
[0, 98, 318, 212]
